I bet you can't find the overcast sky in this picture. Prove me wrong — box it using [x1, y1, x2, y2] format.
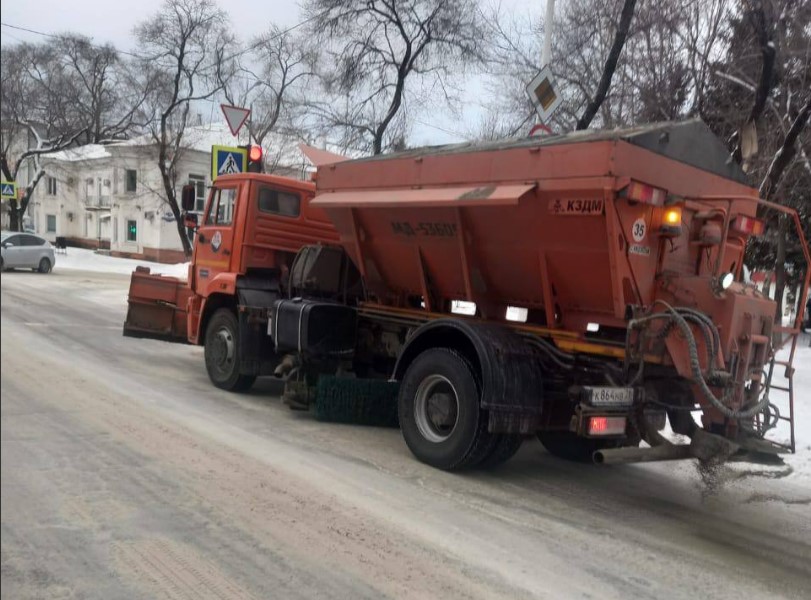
[0, 0, 542, 146]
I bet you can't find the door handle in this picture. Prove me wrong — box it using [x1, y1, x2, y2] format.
[223, 249, 230, 256]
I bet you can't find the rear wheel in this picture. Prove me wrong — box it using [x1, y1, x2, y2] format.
[538, 431, 621, 463]
[37, 257, 51, 273]
[398, 348, 492, 471]
[204, 308, 256, 392]
[478, 434, 524, 468]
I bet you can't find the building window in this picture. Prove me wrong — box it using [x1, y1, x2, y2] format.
[126, 219, 137, 242]
[46, 176, 57, 196]
[188, 174, 207, 212]
[126, 170, 137, 193]
[86, 178, 95, 198]
[46, 214, 57, 233]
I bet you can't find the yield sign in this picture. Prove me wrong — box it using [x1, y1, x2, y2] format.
[220, 104, 251, 136]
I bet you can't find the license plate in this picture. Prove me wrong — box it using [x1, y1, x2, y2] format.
[583, 386, 634, 407]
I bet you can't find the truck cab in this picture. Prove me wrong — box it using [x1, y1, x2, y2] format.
[124, 172, 339, 389]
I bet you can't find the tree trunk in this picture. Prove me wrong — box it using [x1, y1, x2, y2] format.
[576, 0, 637, 130]
[8, 200, 21, 231]
[157, 162, 193, 258]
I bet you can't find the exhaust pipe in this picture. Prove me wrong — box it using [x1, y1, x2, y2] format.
[593, 444, 693, 465]
[593, 429, 741, 465]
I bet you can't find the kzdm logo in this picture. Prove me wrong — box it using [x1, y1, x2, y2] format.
[211, 231, 222, 252]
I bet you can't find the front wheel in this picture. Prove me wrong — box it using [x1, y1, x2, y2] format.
[398, 348, 492, 471]
[204, 308, 256, 392]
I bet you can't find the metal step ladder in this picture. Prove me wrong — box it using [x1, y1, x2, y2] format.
[759, 325, 803, 453]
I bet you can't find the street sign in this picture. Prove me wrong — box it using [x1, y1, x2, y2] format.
[526, 66, 562, 124]
[1, 180, 17, 199]
[221, 104, 251, 137]
[211, 145, 248, 181]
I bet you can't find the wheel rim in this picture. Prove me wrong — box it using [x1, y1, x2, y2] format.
[414, 374, 460, 443]
[40, 259, 49, 272]
[209, 326, 235, 376]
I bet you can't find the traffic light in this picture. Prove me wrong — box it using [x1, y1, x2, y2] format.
[245, 144, 263, 173]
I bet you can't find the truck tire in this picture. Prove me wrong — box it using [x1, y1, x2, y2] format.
[398, 348, 491, 471]
[204, 308, 256, 392]
[538, 431, 620, 463]
[479, 434, 524, 469]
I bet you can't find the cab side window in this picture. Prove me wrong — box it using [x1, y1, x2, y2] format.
[258, 187, 300, 218]
[206, 187, 238, 225]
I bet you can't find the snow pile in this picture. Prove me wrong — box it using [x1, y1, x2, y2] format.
[55, 247, 188, 278]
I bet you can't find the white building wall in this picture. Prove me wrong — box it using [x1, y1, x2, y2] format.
[25, 137, 221, 261]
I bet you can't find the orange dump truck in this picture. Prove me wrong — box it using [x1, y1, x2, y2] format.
[125, 120, 809, 470]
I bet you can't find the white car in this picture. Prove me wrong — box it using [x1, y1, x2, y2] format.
[1, 231, 56, 273]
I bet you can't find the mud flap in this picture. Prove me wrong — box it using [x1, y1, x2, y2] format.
[237, 285, 281, 376]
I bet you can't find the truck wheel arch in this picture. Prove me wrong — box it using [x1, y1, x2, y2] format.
[198, 293, 237, 345]
[392, 319, 544, 427]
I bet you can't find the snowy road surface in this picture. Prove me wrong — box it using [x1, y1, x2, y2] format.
[2, 267, 810, 599]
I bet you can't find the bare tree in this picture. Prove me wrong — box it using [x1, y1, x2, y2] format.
[481, 0, 643, 136]
[0, 39, 113, 231]
[303, 0, 486, 155]
[57, 36, 154, 145]
[135, 0, 234, 256]
[219, 26, 316, 175]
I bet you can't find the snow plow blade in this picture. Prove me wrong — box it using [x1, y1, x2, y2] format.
[123, 266, 192, 344]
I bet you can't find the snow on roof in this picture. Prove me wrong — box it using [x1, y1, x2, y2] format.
[41, 123, 348, 173]
[46, 144, 112, 162]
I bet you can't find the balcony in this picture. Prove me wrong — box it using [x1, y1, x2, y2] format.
[83, 196, 112, 211]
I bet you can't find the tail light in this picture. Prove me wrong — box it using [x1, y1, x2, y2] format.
[731, 215, 764, 236]
[588, 416, 627, 436]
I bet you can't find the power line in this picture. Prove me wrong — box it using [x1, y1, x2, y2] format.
[0, 21, 148, 60]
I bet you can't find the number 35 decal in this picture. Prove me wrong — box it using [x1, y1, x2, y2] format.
[632, 218, 647, 242]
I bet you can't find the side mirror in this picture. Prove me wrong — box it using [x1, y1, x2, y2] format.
[3, 242, 13, 248]
[183, 212, 198, 230]
[181, 184, 196, 212]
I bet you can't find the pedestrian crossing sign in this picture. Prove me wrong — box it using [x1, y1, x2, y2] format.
[1, 180, 17, 199]
[211, 146, 247, 181]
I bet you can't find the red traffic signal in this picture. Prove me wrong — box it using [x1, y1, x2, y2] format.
[243, 144, 264, 172]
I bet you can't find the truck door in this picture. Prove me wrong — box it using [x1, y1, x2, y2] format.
[194, 183, 240, 286]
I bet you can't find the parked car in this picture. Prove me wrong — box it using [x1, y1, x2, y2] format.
[0, 231, 56, 273]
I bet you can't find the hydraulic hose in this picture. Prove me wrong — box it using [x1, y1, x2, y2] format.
[651, 301, 770, 420]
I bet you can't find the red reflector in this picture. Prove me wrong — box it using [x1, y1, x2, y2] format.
[623, 181, 666, 206]
[731, 215, 764, 236]
[249, 145, 263, 162]
[588, 416, 626, 436]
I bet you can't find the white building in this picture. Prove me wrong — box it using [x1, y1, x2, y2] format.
[27, 125, 312, 263]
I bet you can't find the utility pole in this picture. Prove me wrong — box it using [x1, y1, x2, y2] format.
[542, 0, 555, 68]
[534, 0, 556, 128]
